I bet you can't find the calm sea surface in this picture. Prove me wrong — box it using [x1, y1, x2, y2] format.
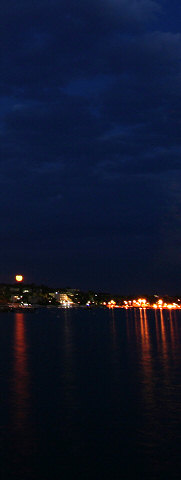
[1, 307, 181, 479]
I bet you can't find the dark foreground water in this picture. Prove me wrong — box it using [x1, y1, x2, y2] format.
[1, 307, 181, 479]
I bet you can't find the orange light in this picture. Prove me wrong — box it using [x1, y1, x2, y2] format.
[15, 275, 24, 282]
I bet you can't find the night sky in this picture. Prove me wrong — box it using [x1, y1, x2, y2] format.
[1, 0, 181, 293]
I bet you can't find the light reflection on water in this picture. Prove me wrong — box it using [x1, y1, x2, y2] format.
[13, 312, 30, 428]
[124, 308, 181, 478]
[1, 308, 181, 479]
[139, 308, 154, 394]
[9, 312, 35, 479]
[61, 308, 78, 424]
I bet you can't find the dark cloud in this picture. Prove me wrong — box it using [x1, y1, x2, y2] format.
[1, 0, 181, 291]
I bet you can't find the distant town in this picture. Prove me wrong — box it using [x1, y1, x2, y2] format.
[0, 280, 181, 311]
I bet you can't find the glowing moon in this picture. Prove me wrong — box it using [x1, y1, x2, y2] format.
[15, 274, 24, 282]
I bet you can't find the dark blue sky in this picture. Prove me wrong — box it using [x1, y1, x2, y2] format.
[1, 0, 181, 293]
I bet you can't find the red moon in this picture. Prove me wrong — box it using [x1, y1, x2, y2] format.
[15, 275, 24, 282]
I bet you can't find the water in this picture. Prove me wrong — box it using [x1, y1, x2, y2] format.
[1, 307, 181, 479]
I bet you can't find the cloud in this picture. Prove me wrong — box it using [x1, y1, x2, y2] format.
[1, 0, 181, 288]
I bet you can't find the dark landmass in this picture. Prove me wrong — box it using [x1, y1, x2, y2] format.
[0, 283, 180, 308]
